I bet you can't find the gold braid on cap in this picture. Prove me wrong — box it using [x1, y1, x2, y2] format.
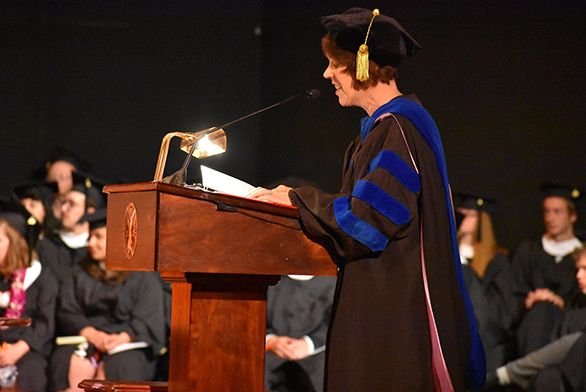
[356, 8, 380, 82]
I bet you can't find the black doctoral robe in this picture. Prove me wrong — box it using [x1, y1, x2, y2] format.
[290, 96, 483, 391]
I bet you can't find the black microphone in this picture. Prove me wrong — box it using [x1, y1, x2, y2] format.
[218, 88, 321, 129]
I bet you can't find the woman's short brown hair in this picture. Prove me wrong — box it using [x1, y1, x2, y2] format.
[0, 219, 31, 277]
[321, 33, 398, 91]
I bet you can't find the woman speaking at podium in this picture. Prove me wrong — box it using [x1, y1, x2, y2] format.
[251, 7, 485, 391]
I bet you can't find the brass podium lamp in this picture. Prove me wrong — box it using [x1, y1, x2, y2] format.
[153, 127, 227, 184]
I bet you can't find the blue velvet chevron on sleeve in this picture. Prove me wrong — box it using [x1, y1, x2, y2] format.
[368, 150, 421, 193]
[333, 120, 422, 253]
[333, 196, 388, 252]
[352, 180, 411, 226]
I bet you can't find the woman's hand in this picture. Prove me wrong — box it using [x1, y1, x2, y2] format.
[103, 332, 132, 352]
[81, 327, 133, 352]
[248, 185, 293, 206]
[0, 340, 30, 366]
[266, 336, 310, 360]
[525, 288, 565, 309]
[80, 326, 111, 352]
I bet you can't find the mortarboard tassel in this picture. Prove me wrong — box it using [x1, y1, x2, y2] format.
[356, 8, 380, 82]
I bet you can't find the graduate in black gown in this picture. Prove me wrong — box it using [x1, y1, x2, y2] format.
[488, 246, 586, 391]
[41, 172, 106, 285]
[39, 146, 89, 230]
[12, 180, 68, 289]
[0, 200, 58, 392]
[12, 180, 59, 229]
[455, 193, 515, 372]
[512, 183, 583, 356]
[49, 209, 166, 392]
[265, 275, 336, 392]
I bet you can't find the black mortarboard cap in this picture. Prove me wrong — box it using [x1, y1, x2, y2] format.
[454, 192, 497, 242]
[321, 7, 422, 68]
[540, 182, 583, 203]
[0, 196, 42, 252]
[46, 145, 89, 171]
[13, 180, 59, 204]
[80, 208, 107, 231]
[70, 171, 107, 211]
[454, 192, 497, 214]
[32, 146, 89, 180]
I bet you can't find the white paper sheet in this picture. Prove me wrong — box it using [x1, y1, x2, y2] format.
[200, 165, 259, 197]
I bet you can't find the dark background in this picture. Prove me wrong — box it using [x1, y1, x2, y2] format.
[1, 1, 585, 251]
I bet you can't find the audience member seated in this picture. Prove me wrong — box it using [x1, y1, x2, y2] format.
[455, 193, 515, 372]
[488, 246, 586, 391]
[49, 209, 166, 392]
[265, 274, 336, 392]
[512, 183, 583, 356]
[0, 199, 58, 392]
[12, 180, 59, 227]
[41, 172, 105, 284]
[40, 146, 89, 226]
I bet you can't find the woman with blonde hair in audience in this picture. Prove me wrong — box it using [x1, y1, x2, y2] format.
[456, 193, 515, 372]
[0, 199, 58, 392]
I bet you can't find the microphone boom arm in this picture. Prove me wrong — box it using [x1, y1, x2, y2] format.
[154, 89, 320, 184]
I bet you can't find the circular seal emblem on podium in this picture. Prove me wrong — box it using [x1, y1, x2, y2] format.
[124, 202, 138, 259]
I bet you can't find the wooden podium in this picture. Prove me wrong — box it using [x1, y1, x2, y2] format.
[94, 182, 335, 392]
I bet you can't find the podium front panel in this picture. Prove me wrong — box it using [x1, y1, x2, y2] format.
[106, 189, 158, 271]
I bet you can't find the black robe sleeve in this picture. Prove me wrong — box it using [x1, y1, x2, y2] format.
[123, 272, 166, 354]
[511, 240, 534, 302]
[290, 116, 420, 266]
[57, 266, 93, 335]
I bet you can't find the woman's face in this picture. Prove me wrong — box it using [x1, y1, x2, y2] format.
[88, 226, 107, 261]
[457, 208, 479, 236]
[0, 224, 9, 266]
[323, 55, 359, 107]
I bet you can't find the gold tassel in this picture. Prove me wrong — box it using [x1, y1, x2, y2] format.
[356, 44, 370, 81]
[356, 8, 380, 82]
